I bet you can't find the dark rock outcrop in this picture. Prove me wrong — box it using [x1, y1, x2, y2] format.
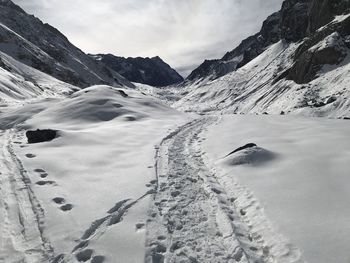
[287, 13, 350, 83]
[307, 0, 350, 34]
[26, 129, 58, 143]
[280, 0, 310, 42]
[226, 143, 257, 157]
[91, 54, 183, 87]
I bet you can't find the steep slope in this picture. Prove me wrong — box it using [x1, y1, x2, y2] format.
[186, 0, 311, 82]
[174, 0, 350, 118]
[91, 54, 184, 87]
[0, 51, 77, 104]
[0, 0, 133, 88]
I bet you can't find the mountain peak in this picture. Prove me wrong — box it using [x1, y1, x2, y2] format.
[91, 54, 184, 87]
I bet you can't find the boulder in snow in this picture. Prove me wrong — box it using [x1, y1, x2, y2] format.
[225, 144, 276, 166]
[26, 129, 58, 144]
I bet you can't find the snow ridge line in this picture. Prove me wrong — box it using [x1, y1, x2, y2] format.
[0, 130, 53, 263]
[145, 117, 278, 263]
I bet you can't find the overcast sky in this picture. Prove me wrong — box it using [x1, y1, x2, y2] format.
[13, 0, 283, 77]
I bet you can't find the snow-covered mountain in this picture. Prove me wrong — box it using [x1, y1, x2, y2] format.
[0, 0, 133, 88]
[186, 0, 311, 82]
[1, 0, 350, 263]
[173, 0, 350, 118]
[90, 54, 184, 87]
[0, 51, 78, 104]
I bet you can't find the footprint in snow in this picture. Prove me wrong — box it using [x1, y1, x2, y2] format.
[40, 173, 48, 178]
[91, 256, 105, 263]
[36, 180, 55, 186]
[136, 223, 145, 231]
[60, 204, 73, 211]
[52, 197, 65, 204]
[25, 153, 36, 158]
[75, 248, 105, 263]
[52, 197, 73, 212]
[76, 249, 93, 262]
[34, 168, 48, 178]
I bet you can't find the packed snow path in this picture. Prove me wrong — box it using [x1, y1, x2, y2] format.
[0, 130, 53, 263]
[145, 117, 304, 263]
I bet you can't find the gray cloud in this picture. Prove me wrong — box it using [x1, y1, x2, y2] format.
[13, 0, 284, 77]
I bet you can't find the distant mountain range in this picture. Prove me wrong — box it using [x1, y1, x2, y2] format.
[90, 54, 183, 87]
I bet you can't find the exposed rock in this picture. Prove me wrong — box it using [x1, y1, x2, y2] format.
[26, 129, 58, 144]
[307, 0, 350, 34]
[226, 143, 257, 157]
[186, 0, 350, 84]
[279, 0, 310, 42]
[91, 54, 183, 87]
[288, 18, 350, 84]
[186, 0, 312, 82]
[225, 146, 277, 166]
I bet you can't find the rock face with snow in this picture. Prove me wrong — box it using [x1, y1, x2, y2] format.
[174, 0, 350, 119]
[288, 13, 350, 83]
[0, 51, 77, 103]
[0, 0, 132, 88]
[91, 54, 184, 87]
[186, 0, 311, 82]
[307, 0, 350, 33]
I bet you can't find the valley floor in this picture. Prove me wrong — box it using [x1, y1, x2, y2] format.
[0, 89, 350, 263]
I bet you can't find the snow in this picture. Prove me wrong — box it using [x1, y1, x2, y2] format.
[317, 13, 350, 32]
[332, 13, 350, 24]
[201, 114, 350, 263]
[1, 4, 350, 262]
[0, 85, 188, 262]
[309, 32, 345, 52]
[172, 39, 350, 118]
[0, 51, 76, 104]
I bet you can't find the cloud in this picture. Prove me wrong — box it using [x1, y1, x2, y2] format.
[13, 0, 284, 77]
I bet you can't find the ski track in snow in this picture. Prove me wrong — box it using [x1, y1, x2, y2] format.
[145, 117, 305, 263]
[0, 116, 307, 263]
[0, 130, 53, 263]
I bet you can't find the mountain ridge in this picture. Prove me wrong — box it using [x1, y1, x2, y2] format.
[172, 0, 350, 119]
[0, 0, 133, 88]
[186, 0, 350, 83]
[91, 53, 184, 87]
[186, 0, 311, 82]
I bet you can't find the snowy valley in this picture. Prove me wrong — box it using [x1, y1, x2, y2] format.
[0, 0, 350, 263]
